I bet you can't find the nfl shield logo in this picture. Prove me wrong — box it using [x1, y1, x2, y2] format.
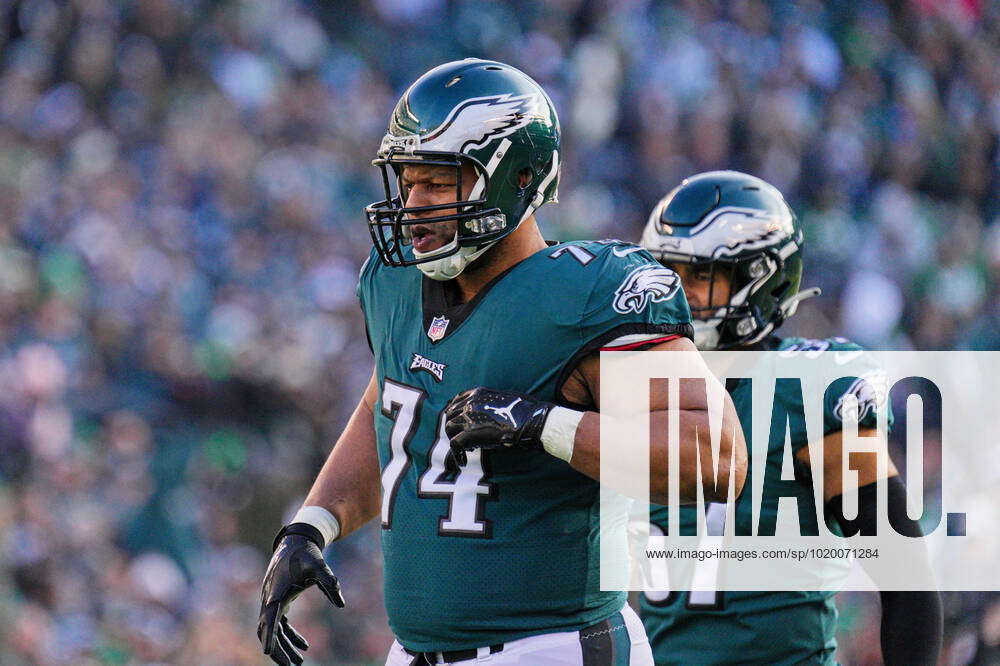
[427, 315, 450, 342]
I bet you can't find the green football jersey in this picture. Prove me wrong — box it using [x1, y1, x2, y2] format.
[358, 240, 692, 651]
[642, 336, 892, 666]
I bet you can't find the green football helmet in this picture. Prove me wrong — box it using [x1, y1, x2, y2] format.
[640, 170, 819, 350]
[365, 59, 561, 280]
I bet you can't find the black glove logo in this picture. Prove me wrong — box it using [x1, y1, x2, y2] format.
[483, 397, 522, 427]
[444, 388, 553, 466]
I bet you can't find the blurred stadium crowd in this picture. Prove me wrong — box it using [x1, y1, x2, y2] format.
[0, 0, 998, 663]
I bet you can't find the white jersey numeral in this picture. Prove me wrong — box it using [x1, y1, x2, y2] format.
[418, 413, 495, 537]
[644, 503, 726, 609]
[380, 380, 424, 528]
[549, 245, 595, 265]
[380, 379, 496, 536]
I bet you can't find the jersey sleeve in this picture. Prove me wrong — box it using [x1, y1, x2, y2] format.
[580, 242, 693, 342]
[551, 241, 693, 396]
[821, 339, 894, 436]
[776, 337, 894, 441]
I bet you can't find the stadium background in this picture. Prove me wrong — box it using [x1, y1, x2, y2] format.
[0, 0, 997, 663]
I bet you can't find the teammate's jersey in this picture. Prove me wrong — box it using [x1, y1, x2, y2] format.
[642, 336, 892, 666]
[358, 240, 692, 651]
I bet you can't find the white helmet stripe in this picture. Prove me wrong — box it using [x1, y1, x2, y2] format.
[534, 149, 559, 207]
[519, 149, 559, 225]
[469, 138, 511, 201]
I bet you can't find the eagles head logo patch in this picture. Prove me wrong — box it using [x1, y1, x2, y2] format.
[427, 315, 450, 342]
[613, 265, 681, 314]
[834, 370, 890, 424]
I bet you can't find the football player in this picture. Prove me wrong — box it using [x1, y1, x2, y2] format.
[638, 171, 941, 665]
[257, 60, 747, 666]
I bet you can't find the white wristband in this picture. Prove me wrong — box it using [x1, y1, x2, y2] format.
[540, 406, 584, 462]
[291, 505, 341, 545]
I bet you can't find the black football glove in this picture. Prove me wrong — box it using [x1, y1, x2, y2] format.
[444, 387, 554, 466]
[257, 523, 345, 666]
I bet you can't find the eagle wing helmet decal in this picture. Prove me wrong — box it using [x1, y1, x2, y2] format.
[419, 94, 541, 153]
[613, 265, 682, 314]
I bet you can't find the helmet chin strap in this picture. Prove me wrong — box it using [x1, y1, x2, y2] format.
[413, 232, 495, 281]
[692, 300, 730, 350]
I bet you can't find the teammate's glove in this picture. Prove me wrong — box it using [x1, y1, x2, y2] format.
[444, 387, 554, 466]
[257, 523, 345, 666]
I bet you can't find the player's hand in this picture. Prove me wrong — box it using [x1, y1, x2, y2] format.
[444, 387, 553, 465]
[257, 525, 346, 666]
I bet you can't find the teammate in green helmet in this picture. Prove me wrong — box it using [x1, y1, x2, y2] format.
[639, 170, 818, 350]
[639, 170, 941, 666]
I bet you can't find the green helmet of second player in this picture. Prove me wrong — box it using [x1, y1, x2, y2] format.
[641, 170, 817, 350]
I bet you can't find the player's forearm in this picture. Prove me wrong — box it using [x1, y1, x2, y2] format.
[565, 410, 651, 498]
[298, 376, 381, 541]
[842, 476, 942, 665]
[668, 400, 746, 503]
[567, 405, 746, 504]
[879, 590, 941, 666]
